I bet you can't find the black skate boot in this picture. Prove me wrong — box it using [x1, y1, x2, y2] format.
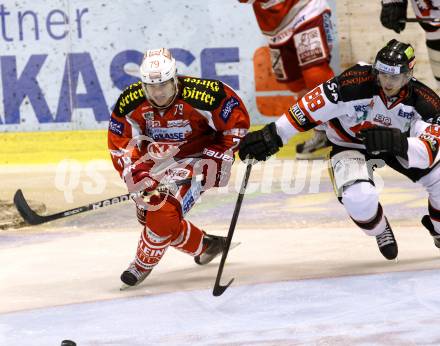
[421, 215, 440, 249]
[194, 234, 226, 265]
[120, 262, 152, 287]
[375, 218, 398, 260]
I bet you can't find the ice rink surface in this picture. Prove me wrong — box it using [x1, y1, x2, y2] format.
[1, 161, 440, 345]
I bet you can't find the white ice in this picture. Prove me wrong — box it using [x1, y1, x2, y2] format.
[2, 163, 440, 345]
[1, 270, 440, 346]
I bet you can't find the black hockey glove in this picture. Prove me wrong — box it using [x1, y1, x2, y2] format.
[359, 127, 408, 159]
[380, 0, 407, 33]
[238, 122, 283, 161]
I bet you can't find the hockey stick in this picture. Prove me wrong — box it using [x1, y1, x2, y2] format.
[400, 18, 440, 23]
[14, 177, 196, 226]
[213, 163, 253, 296]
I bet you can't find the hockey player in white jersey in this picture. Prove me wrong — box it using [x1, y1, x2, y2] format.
[239, 39, 440, 260]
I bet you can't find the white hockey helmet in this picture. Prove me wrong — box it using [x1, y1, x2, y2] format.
[140, 48, 179, 109]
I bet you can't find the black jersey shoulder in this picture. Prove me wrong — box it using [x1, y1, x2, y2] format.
[179, 76, 227, 111]
[408, 79, 440, 123]
[335, 64, 378, 102]
[113, 81, 145, 117]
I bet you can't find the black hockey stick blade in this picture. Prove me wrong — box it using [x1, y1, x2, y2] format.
[212, 163, 252, 296]
[13, 189, 128, 225]
[13, 177, 196, 226]
[14, 189, 50, 225]
[213, 278, 234, 297]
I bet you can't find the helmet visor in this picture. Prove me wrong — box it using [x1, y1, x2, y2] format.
[143, 79, 176, 108]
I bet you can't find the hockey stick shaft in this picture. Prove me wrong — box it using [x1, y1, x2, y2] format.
[213, 163, 252, 296]
[14, 177, 195, 225]
[400, 18, 440, 23]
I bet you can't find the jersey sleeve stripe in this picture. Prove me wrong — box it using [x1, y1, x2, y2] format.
[285, 100, 321, 132]
[328, 119, 362, 144]
[422, 139, 435, 166]
[284, 109, 305, 132]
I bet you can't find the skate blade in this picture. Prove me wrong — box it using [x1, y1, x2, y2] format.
[215, 241, 240, 260]
[120, 284, 133, 291]
[196, 241, 241, 265]
[229, 241, 241, 251]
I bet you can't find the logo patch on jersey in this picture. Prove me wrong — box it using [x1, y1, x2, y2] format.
[373, 114, 392, 126]
[220, 97, 239, 123]
[147, 120, 161, 128]
[115, 81, 145, 117]
[167, 119, 190, 127]
[142, 111, 155, 120]
[147, 124, 192, 141]
[269, 26, 294, 45]
[420, 133, 439, 159]
[181, 77, 226, 111]
[288, 104, 307, 125]
[354, 100, 373, 122]
[354, 104, 369, 113]
[323, 78, 339, 103]
[109, 117, 124, 136]
[287, 104, 314, 131]
[293, 27, 326, 66]
[397, 109, 414, 120]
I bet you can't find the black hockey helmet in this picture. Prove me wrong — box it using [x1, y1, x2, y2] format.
[373, 39, 416, 75]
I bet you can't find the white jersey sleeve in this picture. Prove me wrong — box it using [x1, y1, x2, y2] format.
[407, 118, 440, 168]
[275, 81, 346, 144]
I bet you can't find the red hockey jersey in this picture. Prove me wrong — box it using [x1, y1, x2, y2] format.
[240, 0, 309, 33]
[108, 76, 250, 179]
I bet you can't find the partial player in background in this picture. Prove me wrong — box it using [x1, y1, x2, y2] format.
[239, 39, 440, 260]
[381, 0, 440, 88]
[108, 48, 250, 287]
[239, 0, 335, 159]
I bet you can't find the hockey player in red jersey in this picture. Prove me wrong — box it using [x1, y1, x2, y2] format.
[381, 0, 440, 87]
[239, 39, 440, 260]
[108, 48, 250, 287]
[239, 0, 335, 159]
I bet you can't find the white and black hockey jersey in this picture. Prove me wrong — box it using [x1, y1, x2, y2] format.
[275, 63, 440, 178]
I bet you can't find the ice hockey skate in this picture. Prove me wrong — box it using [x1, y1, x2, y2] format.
[375, 218, 398, 260]
[421, 215, 440, 249]
[120, 262, 152, 290]
[194, 233, 239, 265]
[295, 130, 332, 160]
